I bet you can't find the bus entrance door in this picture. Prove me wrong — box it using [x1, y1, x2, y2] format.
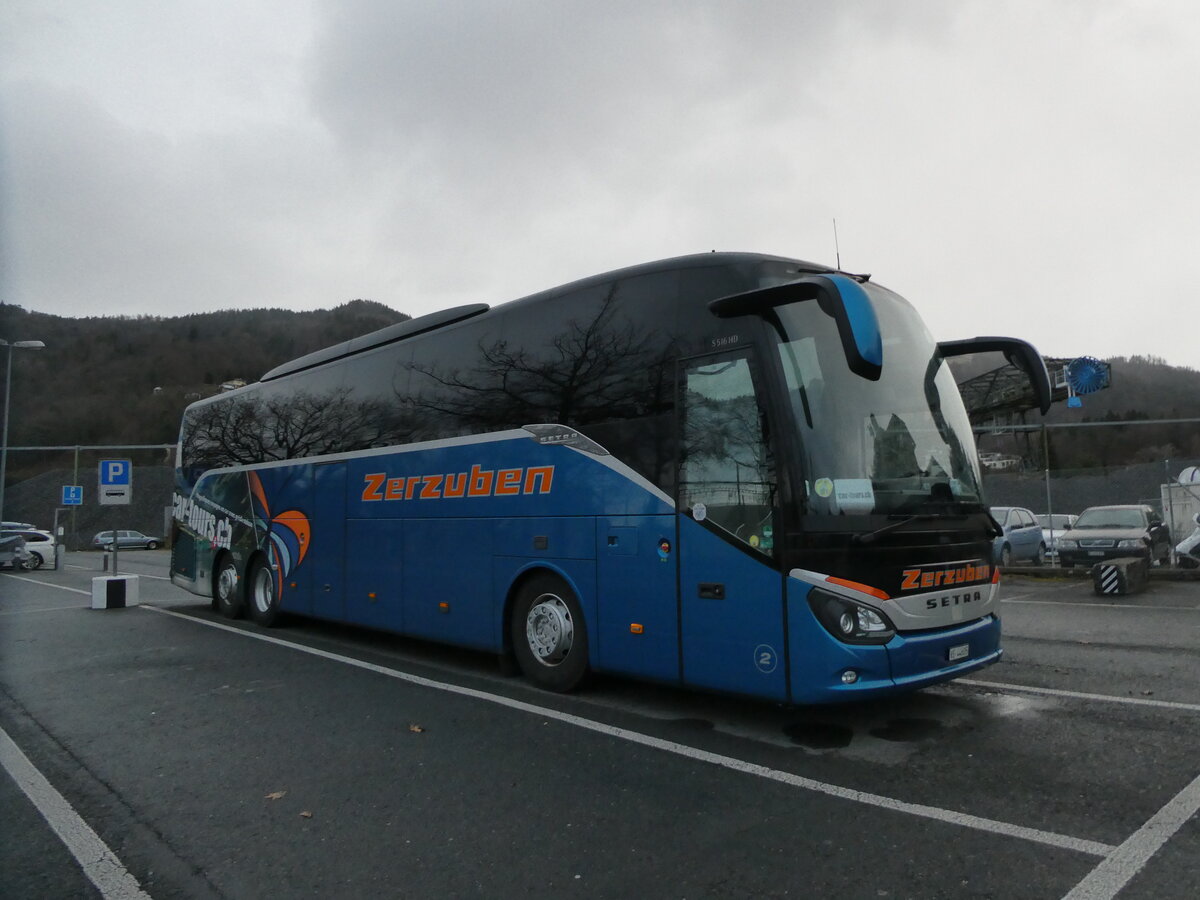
[677, 519, 787, 700]
[676, 351, 788, 701]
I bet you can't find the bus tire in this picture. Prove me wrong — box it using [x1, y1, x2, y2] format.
[511, 573, 589, 693]
[213, 554, 245, 619]
[246, 556, 283, 627]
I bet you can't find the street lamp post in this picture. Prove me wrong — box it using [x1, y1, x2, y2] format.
[0, 339, 46, 528]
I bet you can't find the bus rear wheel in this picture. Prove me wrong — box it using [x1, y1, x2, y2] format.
[247, 557, 283, 627]
[213, 554, 244, 619]
[511, 573, 589, 693]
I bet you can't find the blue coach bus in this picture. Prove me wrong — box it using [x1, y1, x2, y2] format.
[170, 252, 1049, 704]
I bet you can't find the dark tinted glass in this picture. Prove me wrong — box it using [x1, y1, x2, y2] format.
[403, 273, 682, 490]
[679, 351, 776, 555]
[179, 257, 792, 494]
[180, 361, 412, 479]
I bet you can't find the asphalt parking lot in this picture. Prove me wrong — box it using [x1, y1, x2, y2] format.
[2, 553, 1198, 899]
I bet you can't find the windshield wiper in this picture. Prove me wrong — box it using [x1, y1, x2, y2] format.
[853, 514, 940, 545]
[854, 506, 998, 545]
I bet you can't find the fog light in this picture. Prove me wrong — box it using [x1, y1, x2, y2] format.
[841, 670, 859, 685]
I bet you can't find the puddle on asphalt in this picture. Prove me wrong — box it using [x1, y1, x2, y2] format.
[782, 714, 949, 750]
[782, 721, 855, 749]
[867, 717, 945, 742]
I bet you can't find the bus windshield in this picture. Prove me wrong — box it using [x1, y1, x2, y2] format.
[770, 282, 983, 517]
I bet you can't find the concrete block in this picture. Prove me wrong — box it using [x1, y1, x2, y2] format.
[1092, 557, 1147, 596]
[91, 575, 140, 609]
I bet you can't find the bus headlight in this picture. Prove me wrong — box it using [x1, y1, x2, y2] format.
[808, 588, 895, 645]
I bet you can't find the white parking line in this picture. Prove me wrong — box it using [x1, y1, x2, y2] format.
[0, 604, 91, 616]
[1062, 771, 1200, 900]
[64, 565, 172, 582]
[120, 571, 171, 582]
[0, 574, 90, 595]
[143, 605, 1114, 859]
[1002, 597, 1200, 611]
[959, 679, 1200, 714]
[0, 724, 152, 900]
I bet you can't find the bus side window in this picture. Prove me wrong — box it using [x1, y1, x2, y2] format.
[679, 353, 776, 554]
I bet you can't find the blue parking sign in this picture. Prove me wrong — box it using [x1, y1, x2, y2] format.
[100, 460, 132, 485]
[98, 459, 133, 506]
[62, 485, 83, 506]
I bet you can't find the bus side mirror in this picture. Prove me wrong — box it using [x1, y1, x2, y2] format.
[937, 336, 1052, 414]
[709, 274, 883, 381]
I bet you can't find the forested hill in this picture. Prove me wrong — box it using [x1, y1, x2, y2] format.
[1036, 355, 1200, 467]
[0, 300, 408, 446]
[1044, 355, 1200, 423]
[965, 353, 1200, 467]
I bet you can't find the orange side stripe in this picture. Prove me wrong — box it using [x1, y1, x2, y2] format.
[826, 576, 891, 601]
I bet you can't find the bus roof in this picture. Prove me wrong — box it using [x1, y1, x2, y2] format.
[258, 251, 835, 385]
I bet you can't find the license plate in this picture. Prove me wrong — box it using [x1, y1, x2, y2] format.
[948, 643, 969, 662]
[1088, 550, 1104, 557]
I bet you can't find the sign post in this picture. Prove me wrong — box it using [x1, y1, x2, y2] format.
[98, 460, 132, 575]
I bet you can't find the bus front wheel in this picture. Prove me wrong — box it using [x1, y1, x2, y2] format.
[213, 554, 244, 619]
[511, 573, 589, 693]
[247, 557, 283, 627]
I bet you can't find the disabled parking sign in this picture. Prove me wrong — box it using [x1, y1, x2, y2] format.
[98, 459, 132, 506]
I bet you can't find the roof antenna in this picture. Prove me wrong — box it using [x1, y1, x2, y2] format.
[833, 218, 842, 270]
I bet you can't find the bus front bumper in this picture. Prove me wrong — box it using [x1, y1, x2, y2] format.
[791, 614, 1001, 704]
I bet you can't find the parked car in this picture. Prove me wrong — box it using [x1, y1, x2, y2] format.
[1035, 513, 1078, 560]
[991, 506, 1045, 566]
[1, 528, 56, 569]
[0, 532, 32, 569]
[1056, 505, 1171, 568]
[92, 530, 162, 550]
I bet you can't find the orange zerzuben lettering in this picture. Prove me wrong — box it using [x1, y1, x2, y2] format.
[361, 464, 555, 502]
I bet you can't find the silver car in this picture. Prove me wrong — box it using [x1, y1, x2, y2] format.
[1035, 513, 1078, 560]
[93, 530, 162, 550]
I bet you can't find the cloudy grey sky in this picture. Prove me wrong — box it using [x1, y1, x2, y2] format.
[2, 1, 1197, 370]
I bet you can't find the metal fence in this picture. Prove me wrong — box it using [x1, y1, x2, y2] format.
[982, 457, 1200, 530]
[975, 418, 1200, 543]
[2, 445, 175, 550]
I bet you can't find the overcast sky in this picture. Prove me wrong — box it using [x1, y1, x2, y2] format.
[2, 1, 1197, 371]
